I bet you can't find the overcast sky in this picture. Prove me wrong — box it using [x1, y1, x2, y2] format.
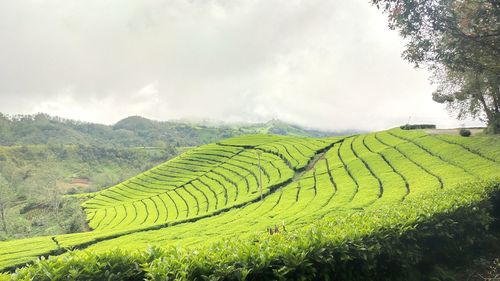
[0, 0, 483, 131]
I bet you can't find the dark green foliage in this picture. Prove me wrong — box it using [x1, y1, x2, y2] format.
[460, 129, 472, 137]
[9, 181, 500, 281]
[400, 124, 436, 130]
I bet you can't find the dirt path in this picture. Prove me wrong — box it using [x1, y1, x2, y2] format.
[291, 140, 339, 182]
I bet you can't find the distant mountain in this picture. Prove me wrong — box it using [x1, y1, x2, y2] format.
[0, 113, 352, 147]
[235, 119, 354, 138]
[114, 116, 158, 131]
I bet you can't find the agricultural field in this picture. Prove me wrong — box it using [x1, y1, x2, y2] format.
[0, 128, 499, 280]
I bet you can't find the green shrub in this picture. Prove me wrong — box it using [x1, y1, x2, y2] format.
[9, 181, 500, 281]
[460, 128, 472, 137]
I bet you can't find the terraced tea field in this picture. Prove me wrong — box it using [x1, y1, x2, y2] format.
[1, 129, 499, 280]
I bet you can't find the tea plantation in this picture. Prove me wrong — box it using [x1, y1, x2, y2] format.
[1, 129, 499, 280]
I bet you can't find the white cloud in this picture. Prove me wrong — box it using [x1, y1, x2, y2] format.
[0, 0, 484, 130]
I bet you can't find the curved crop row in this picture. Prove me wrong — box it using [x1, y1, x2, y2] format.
[219, 134, 339, 170]
[0, 129, 499, 273]
[85, 148, 294, 231]
[72, 129, 500, 254]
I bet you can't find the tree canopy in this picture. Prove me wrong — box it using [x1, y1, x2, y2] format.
[372, 0, 500, 133]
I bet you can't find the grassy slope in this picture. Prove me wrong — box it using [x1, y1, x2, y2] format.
[0, 145, 175, 192]
[78, 129, 500, 253]
[0, 145, 177, 239]
[0, 114, 340, 242]
[0, 128, 499, 273]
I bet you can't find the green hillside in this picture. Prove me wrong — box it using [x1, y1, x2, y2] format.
[0, 113, 341, 147]
[1, 128, 499, 280]
[0, 144, 177, 240]
[0, 113, 341, 241]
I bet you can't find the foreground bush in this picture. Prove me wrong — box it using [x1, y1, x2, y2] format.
[4, 180, 499, 281]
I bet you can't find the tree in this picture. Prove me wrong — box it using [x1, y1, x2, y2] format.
[371, 0, 500, 133]
[36, 173, 64, 227]
[0, 175, 15, 234]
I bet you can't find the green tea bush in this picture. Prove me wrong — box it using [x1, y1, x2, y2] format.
[10, 181, 500, 281]
[2, 130, 499, 278]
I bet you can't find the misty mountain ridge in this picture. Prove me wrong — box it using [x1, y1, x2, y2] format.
[0, 113, 358, 147]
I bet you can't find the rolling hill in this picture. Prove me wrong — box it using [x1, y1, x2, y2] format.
[0, 113, 343, 147]
[0, 113, 344, 240]
[1, 128, 499, 280]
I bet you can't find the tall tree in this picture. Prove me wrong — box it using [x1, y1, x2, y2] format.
[371, 0, 500, 133]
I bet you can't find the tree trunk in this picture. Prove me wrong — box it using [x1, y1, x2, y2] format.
[476, 92, 497, 133]
[487, 112, 500, 134]
[493, 95, 499, 114]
